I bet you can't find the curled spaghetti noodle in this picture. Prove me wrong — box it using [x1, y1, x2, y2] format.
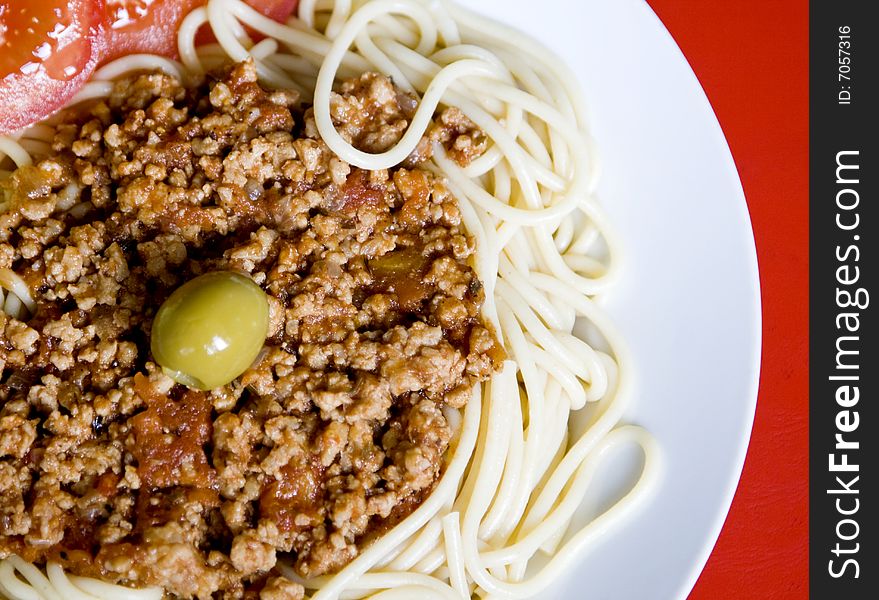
[0, 1, 661, 599]
[0, 269, 35, 320]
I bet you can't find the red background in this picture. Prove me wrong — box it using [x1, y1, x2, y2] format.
[646, 1, 809, 598]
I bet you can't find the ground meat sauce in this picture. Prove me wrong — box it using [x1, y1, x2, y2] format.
[0, 60, 503, 599]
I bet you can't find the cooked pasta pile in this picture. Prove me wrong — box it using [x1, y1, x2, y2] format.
[0, 1, 660, 599]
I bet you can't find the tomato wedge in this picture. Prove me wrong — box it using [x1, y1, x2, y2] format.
[0, 1, 300, 136]
[244, 0, 299, 24]
[0, 0, 105, 135]
[102, 0, 299, 62]
[103, 0, 202, 61]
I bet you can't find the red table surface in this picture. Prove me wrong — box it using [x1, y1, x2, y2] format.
[646, 1, 809, 598]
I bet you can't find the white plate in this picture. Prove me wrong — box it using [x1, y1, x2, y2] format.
[475, 1, 762, 598]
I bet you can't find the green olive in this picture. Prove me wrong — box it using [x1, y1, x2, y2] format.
[151, 271, 269, 390]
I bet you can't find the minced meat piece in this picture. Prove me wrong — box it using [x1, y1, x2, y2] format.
[0, 60, 502, 599]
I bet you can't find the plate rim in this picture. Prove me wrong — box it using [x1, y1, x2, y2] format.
[470, 0, 764, 596]
[635, 2, 763, 596]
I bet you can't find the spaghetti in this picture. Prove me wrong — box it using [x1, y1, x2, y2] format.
[0, 0, 660, 598]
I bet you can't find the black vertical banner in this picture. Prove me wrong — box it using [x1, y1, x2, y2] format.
[810, 2, 877, 598]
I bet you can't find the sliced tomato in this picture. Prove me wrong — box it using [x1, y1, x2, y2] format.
[250, 0, 298, 23]
[102, 0, 202, 61]
[0, 0, 105, 135]
[0, 1, 299, 135]
[194, 0, 299, 45]
[102, 0, 299, 63]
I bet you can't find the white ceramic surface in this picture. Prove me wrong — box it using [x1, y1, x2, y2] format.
[473, 1, 762, 598]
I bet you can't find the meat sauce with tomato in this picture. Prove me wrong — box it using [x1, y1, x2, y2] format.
[0, 59, 502, 599]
